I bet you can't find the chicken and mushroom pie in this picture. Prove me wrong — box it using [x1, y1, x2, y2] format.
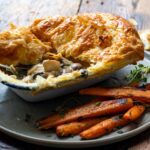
[0, 13, 144, 92]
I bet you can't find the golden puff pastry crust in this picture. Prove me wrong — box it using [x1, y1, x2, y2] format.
[0, 24, 50, 66]
[31, 13, 144, 66]
[0, 13, 144, 92]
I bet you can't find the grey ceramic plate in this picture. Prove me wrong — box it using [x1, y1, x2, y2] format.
[0, 56, 150, 148]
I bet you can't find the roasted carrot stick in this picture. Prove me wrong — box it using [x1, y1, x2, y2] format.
[38, 98, 133, 129]
[56, 118, 106, 137]
[79, 87, 150, 103]
[37, 98, 101, 128]
[123, 105, 145, 121]
[80, 104, 145, 140]
[80, 115, 129, 139]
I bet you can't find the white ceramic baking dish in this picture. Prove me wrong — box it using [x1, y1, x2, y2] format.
[1, 74, 110, 102]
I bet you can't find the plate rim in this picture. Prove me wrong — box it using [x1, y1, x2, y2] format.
[0, 121, 149, 148]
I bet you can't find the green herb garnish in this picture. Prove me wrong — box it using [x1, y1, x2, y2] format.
[125, 64, 150, 84]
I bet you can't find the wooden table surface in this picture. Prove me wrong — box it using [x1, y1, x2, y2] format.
[0, 0, 149, 149]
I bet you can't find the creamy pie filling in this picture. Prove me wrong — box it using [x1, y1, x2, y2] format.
[0, 53, 91, 90]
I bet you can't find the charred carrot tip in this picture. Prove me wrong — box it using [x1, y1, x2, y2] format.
[123, 105, 145, 121]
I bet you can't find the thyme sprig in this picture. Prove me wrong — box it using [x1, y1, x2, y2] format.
[125, 64, 150, 83]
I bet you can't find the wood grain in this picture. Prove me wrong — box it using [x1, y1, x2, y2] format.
[79, 0, 134, 18]
[0, 0, 80, 30]
[128, 129, 150, 150]
[134, 0, 150, 29]
[79, 0, 150, 30]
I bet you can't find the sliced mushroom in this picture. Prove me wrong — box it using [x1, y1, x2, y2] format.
[45, 71, 60, 77]
[32, 72, 45, 79]
[43, 60, 61, 72]
[27, 64, 44, 75]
